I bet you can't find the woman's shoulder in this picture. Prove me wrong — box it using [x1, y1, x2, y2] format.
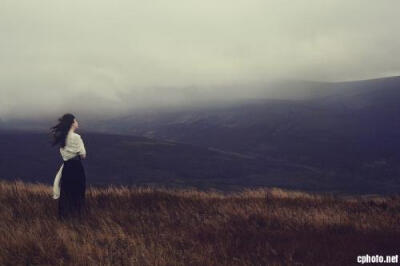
[66, 132, 82, 144]
[71, 132, 82, 139]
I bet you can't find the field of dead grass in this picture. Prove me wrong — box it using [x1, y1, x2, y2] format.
[0, 179, 399, 265]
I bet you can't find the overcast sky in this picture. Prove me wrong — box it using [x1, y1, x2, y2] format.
[1, 0, 400, 120]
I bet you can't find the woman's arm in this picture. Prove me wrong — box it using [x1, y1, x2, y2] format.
[77, 135, 87, 159]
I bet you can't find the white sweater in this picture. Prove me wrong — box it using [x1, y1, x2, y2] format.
[52, 131, 87, 199]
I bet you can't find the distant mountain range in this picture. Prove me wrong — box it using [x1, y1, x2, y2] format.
[1, 76, 400, 194]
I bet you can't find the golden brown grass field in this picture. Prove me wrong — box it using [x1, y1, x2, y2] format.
[0, 179, 399, 266]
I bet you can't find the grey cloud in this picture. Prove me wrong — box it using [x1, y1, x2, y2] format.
[1, 0, 400, 120]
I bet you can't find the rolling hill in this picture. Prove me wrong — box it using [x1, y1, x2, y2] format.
[86, 76, 400, 194]
[1, 76, 400, 194]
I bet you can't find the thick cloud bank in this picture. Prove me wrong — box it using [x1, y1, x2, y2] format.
[1, 0, 399, 119]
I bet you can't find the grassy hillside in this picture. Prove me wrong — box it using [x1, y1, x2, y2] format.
[0, 179, 399, 265]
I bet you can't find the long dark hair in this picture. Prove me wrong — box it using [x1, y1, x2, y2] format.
[49, 113, 75, 148]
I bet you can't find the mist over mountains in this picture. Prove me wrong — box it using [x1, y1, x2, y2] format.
[1, 76, 400, 194]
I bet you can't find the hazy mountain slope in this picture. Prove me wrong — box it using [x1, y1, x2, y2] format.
[88, 76, 400, 194]
[1, 76, 400, 194]
[94, 76, 400, 160]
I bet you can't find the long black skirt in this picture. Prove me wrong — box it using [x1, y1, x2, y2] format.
[58, 156, 86, 221]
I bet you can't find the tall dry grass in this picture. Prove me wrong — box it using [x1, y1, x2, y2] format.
[0, 179, 399, 266]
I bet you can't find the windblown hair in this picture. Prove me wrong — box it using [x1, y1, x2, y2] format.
[49, 113, 75, 148]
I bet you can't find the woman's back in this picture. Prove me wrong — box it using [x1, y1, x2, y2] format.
[60, 131, 86, 161]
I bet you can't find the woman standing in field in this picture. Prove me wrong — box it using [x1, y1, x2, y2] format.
[50, 113, 87, 221]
